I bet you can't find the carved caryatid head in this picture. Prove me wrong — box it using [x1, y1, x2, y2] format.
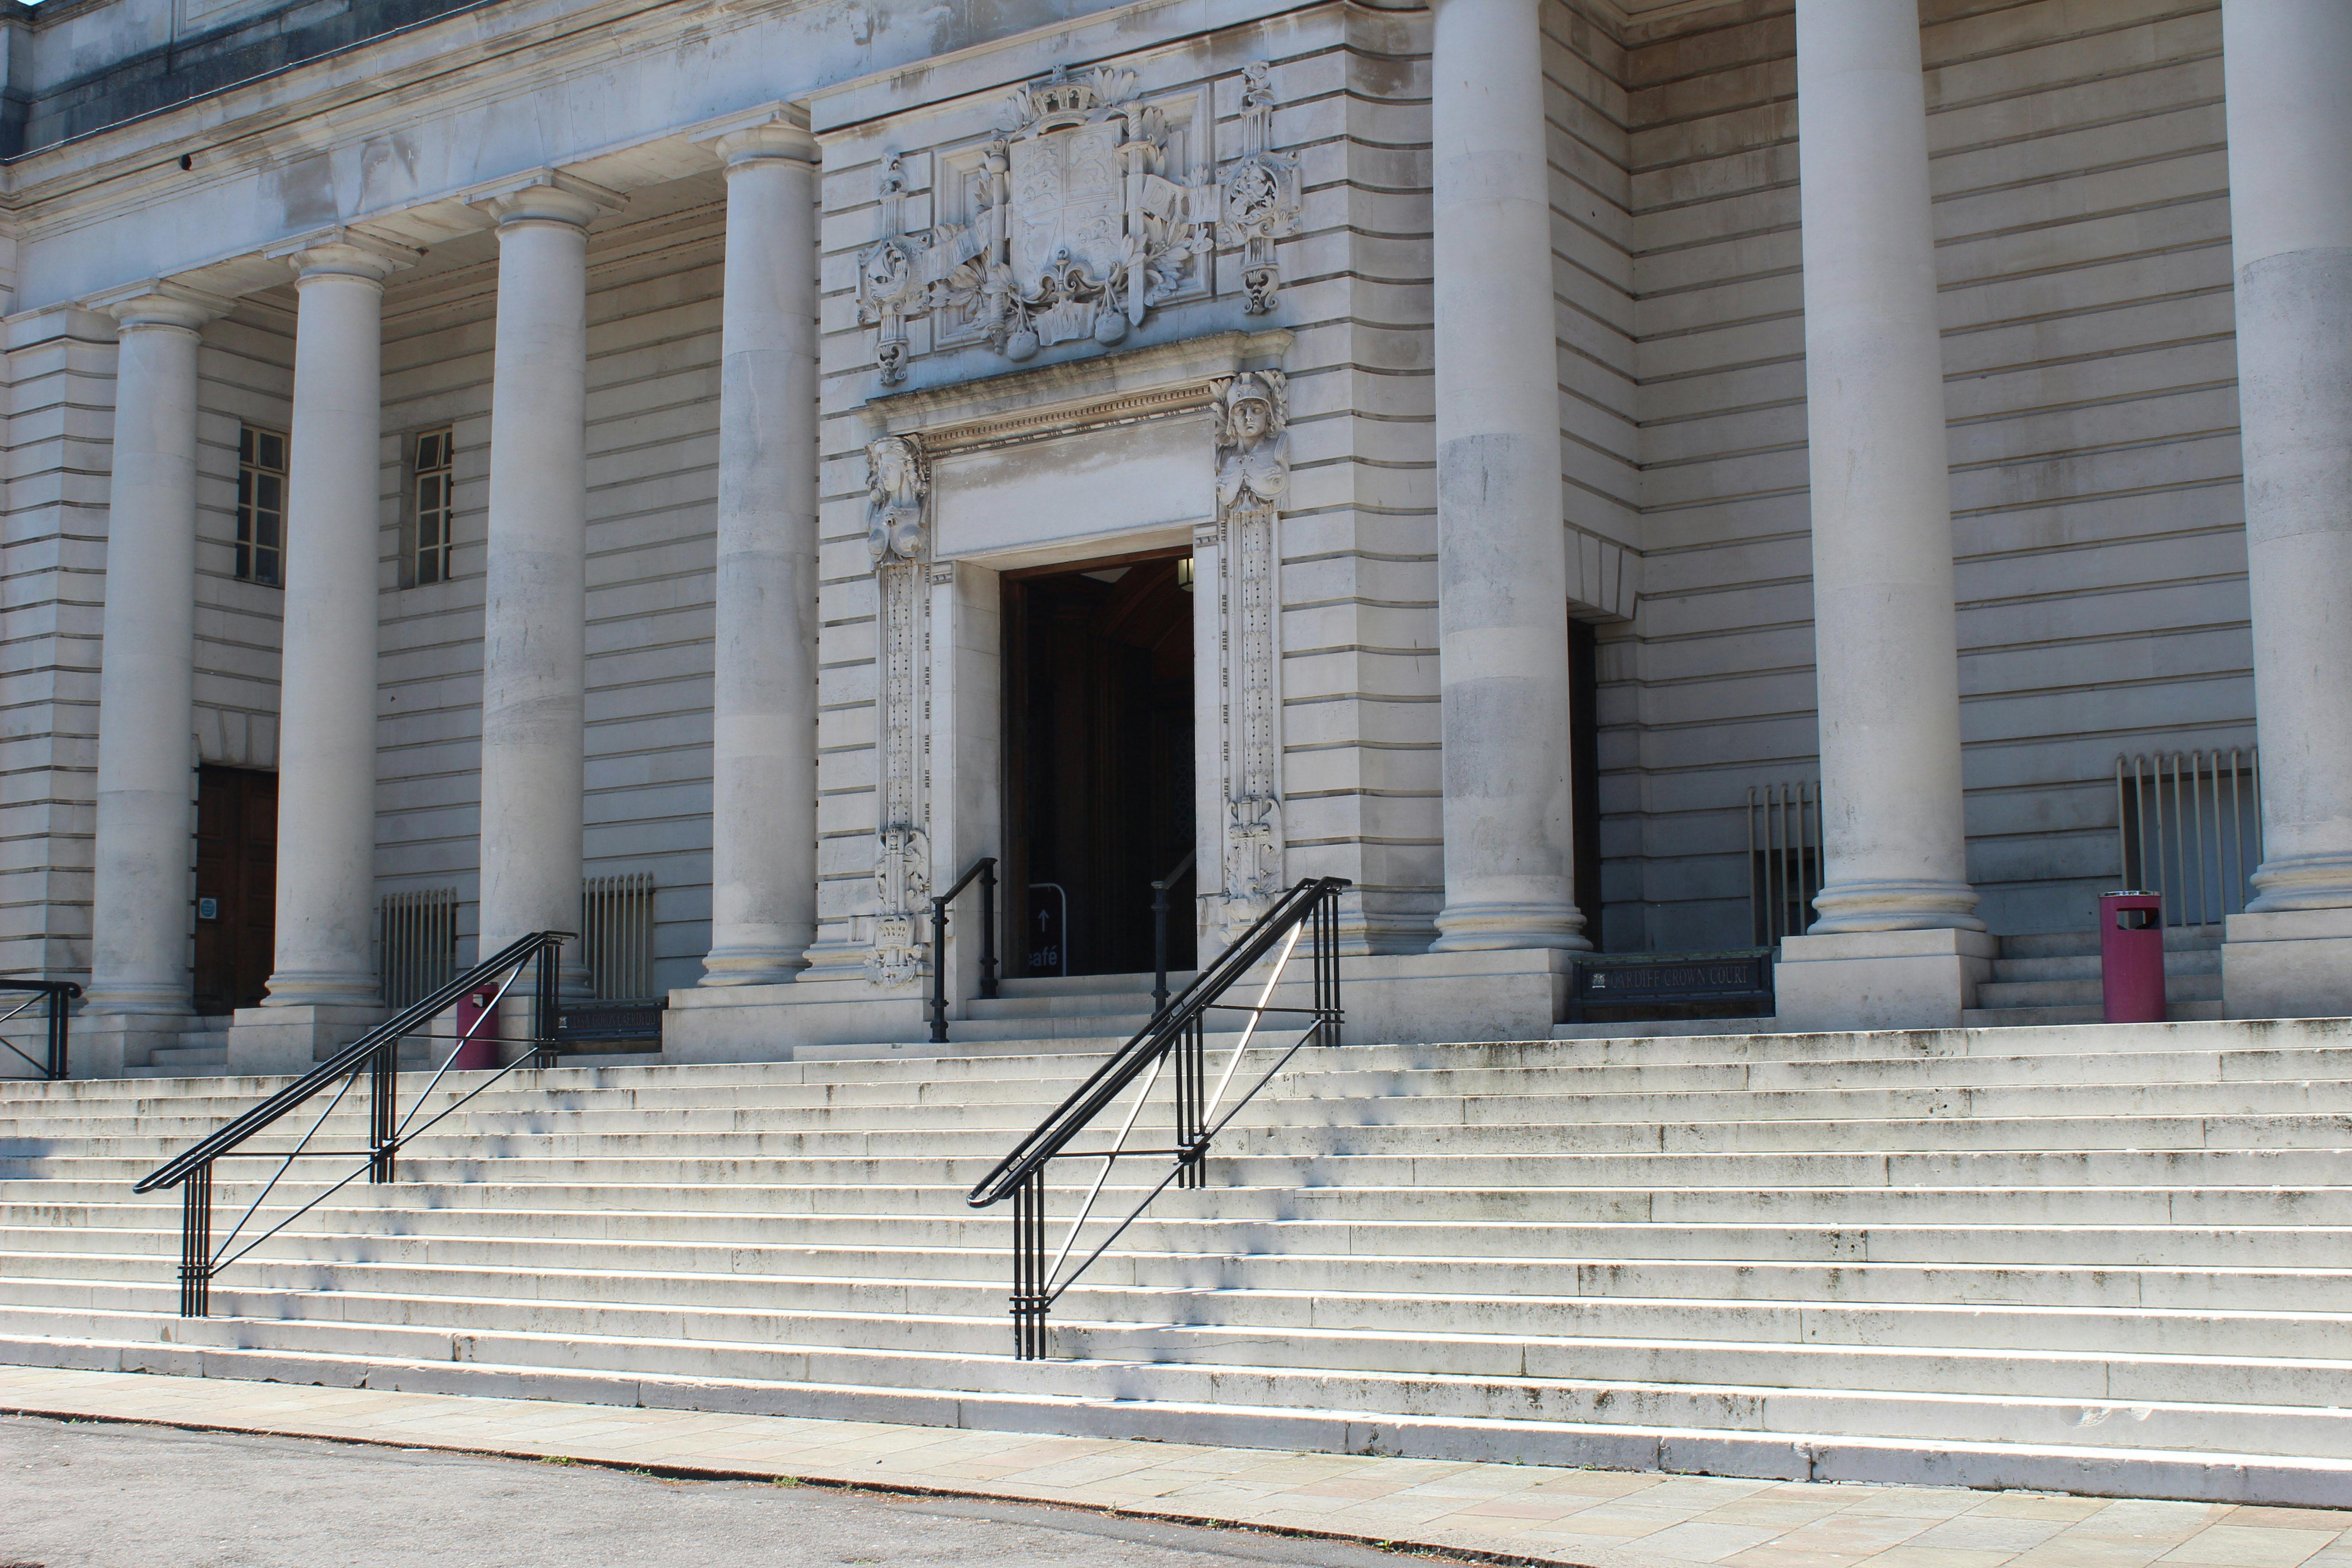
[1220, 370, 1288, 450]
[865, 436, 928, 565]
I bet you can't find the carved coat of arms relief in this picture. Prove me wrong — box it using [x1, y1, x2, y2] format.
[857, 62, 1302, 385]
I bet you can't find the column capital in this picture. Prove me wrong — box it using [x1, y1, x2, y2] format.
[693, 107, 818, 170]
[265, 226, 419, 284]
[465, 168, 627, 231]
[82, 279, 233, 333]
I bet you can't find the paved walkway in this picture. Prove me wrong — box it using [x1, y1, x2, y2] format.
[1, 1366, 2346, 1568]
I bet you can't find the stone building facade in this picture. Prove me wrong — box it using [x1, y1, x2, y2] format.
[0, 0, 2344, 1068]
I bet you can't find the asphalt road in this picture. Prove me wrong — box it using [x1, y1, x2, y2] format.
[0, 1414, 1467, 1568]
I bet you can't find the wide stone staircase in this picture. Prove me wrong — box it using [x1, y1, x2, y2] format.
[5, 1017, 2352, 1503]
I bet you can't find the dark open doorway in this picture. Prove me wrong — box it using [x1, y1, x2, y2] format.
[194, 764, 277, 1014]
[1003, 551, 1196, 979]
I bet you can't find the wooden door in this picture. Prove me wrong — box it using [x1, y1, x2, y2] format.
[193, 765, 278, 1014]
[1003, 554, 1195, 978]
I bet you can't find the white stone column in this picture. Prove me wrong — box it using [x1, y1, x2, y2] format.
[226, 236, 413, 1073]
[81, 284, 225, 1032]
[1774, 0, 1993, 1031]
[2219, 0, 2352, 1018]
[473, 174, 620, 990]
[698, 120, 822, 985]
[1427, 0, 1586, 954]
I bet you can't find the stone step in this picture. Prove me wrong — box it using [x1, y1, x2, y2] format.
[13, 1019, 2352, 1110]
[1987, 952, 2224, 984]
[13, 1210, 2346, 1269]
[11, 1023, 2352, 1503]
[16, 1144, 2352, 1188]
[12, 1284, 2352, 1406]
[20, 1259, 2352, 1361]
[1975, 974, 2224, 1009]
[20, 1172, 2352, 1224]
[16, 1236, 2350, 1310]
[1963, 1002, 2233, 1027]
[6, 1310, 2352, 1460]
[1999, 928, 2224, 960]
[18, 1328, 2352, 1499]
[20, 1108, 2352, 1161]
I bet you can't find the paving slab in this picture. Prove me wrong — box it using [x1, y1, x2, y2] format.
[0, 1365, 2344, 1568]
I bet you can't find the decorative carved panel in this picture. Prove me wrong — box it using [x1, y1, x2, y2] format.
[1208, 368, 1289, 935]
[865, 434, 932, 985]
[857, 63, 1301, 385]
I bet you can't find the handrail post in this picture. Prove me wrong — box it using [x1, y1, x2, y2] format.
[1148, 850, 1196, 1021]
[46, 986, 69, 1081]
[1151, 879, 1171, 1018]
[929, 892, 951, 1044]
[179, 1163, 212, 1317]
[528, 935, 561, 1069]
[369, 1037, 397, 1184]
[1013, 1166, 1047, 1359]
[979, 859, 999, 1001]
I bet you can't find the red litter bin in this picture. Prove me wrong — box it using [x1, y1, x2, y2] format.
[451, 987, 500, 1070]
[2099, 891, 2165, 1024]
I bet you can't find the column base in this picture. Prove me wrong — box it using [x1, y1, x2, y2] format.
[1429, 902, 1591, 953]
[1774, 928, 1999, 1031]
[68, 1013, 194, 1078]
[226, 1004, 386, 1076]
[2224, 908, 2352, 1019]
[699, 946, 810, 987]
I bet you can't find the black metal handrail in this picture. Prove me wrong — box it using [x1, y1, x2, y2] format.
[927, 857, 999, 1044]
[1149, 849, 1196, 1018]
[135, 929, 572, 1317]
[968, 875, 1348, 1357]
[0, 979, 81, 1081]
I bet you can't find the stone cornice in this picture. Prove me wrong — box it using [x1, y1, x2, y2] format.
[861, 328, 1290, 454]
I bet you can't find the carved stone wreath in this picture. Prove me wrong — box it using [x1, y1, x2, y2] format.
[858, 63, 1302, 384]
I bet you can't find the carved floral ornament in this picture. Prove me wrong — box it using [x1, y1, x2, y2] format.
[865, 433, 933, 986]
[857, 61, 1303, 384]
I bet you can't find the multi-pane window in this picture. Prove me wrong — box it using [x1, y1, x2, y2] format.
[414, 427, 454, 585]
[235, 426, 286, 587]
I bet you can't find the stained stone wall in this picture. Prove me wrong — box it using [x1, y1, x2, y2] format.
[0, 0, 2274, 996]
[369, 201, 729, 996]
[805, 1, 1453, 965]
[1593, 0, 2249, 948]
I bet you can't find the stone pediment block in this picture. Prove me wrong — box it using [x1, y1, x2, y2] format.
[858, 327, 1292, 453]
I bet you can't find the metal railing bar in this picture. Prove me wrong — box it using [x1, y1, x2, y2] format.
[0, 990, 55, 1077]
[1044, 1155, 1191, 1308]
[393, 957, 534, 1140]
[967, 876, 1348, 1353]
[138, 931, 568, 1194]
[1045, 1048, 1172, 1290]
[966, 879, 1337, 1209]
[385, 1038, 567, 1150]
[1196, 1003, 1323, 1016]
[209, 1150, 380, 1159]
[1202, 1024, 1324, 1145]
[211, 1156, 380, 1274]
[212, 1067, 363, 1264]
[936, 856, 995, 906]
[1200, 919, 1310, 1132]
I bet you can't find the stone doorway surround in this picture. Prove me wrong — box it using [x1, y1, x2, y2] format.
[666, 329, 1292, 1061]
